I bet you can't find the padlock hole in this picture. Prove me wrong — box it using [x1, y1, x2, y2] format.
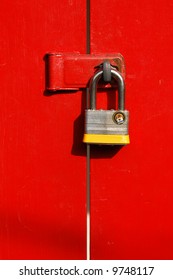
[93, 88, 118, 110]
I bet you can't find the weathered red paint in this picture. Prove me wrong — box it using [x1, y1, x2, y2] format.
[90, 0, 173, 259]
[0, 0, 86, 260]
[0, 0, 173, 261]
[45, 53, 125, 91]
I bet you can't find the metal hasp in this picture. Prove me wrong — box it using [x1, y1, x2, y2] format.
[83, 66, 130, 145]
[45, 53, 125, 91]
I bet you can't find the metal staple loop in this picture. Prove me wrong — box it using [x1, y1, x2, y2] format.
[103, 60, 112, 82]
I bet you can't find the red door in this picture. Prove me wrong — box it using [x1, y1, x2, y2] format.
[0, 0, 86, 259]
[1, 0, 173, 260]
[90, 1, 173, 259]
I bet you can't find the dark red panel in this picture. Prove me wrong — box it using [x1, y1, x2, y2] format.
[0, 0, 86, 259]
[90, 0, 173, 259]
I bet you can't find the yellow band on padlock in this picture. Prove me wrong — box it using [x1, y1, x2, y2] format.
[83, 134, 130, 145]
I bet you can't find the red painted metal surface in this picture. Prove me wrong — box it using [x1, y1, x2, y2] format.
[45, 53, 125, 91]
[90, 0, 173, 259]
[0, 0, 86, 259]
[1, 0, 173, 261]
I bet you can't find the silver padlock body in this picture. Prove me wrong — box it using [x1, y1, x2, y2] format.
[84, 109, 129, 135]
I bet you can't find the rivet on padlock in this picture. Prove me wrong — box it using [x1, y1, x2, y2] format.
[83, 66, 130, 145]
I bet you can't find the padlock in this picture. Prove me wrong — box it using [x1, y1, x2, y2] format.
[83, 68, 130, 145]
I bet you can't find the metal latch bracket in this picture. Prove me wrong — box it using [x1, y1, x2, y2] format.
[45, 53, 125, 91]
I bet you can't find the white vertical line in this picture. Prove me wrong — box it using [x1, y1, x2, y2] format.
[86, 207, 90, 260]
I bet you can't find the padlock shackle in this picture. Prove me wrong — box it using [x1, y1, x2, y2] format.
[90, 69, 125, 110]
